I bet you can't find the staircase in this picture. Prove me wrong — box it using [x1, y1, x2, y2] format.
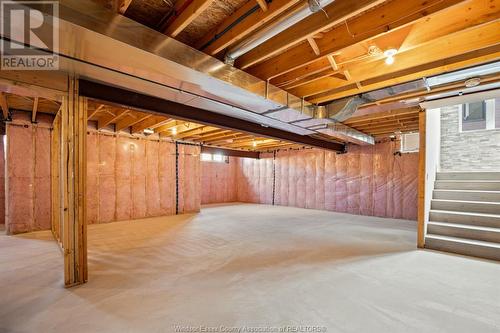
[426, 171, 500, 261]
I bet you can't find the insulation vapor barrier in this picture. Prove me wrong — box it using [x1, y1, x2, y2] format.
[237, 142, 419, 221]
[87, 133, 201, 224]
[4, 114, 52, 234]
[201, 157, 238, 204]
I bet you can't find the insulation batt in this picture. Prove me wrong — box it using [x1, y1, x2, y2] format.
[235, 141, 418, 221]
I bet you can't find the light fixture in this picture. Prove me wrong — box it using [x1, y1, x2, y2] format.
[171, 127, 177, 135]
[384, 48, 397, 65]
[143, 128, 154, 135]
[252, 141, 257, 147]
[464, 77, 481, 88]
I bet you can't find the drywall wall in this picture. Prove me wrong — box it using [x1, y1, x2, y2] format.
[440, 104, 500, 171]
[87, 132, 201, 224]
[201, 157, 238, 204]
[5, 114, 52, 234]
[425, 109, 441, 233]
[236, 141, 419, 220]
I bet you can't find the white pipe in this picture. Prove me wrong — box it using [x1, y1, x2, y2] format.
[225, 0, 335, 63]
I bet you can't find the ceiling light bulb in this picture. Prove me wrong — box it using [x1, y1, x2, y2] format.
[171, 128, 177, 135]
[385, 56, 395, 65]
[383, 48, 398, 57]
[252, 141, 257, 147]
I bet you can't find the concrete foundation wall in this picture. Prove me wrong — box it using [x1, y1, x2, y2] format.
[236, 141, 419, 221]
[441, 105, 500, 171]
[201, 157, 238, 204]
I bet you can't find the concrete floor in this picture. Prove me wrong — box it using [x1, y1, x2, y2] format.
[1, 204, 499, 333]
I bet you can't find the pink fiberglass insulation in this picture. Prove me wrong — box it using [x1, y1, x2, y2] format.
[0, 136, 4, 225]
[347, 145, 361, 215]
[5, 115, 52, 234]
[115, 136, 133, 221]
[86, 131, 184, 224]
[132, 138, 147, 219]
[98, 134, 117, 223]
[201, 156, 237, 204]
[178, 144, 201, 213]
[235, 141, 418, 221]
[324, 151, 336, 212]
[159, 141, 176, 215]
[87, 133, 99, 224]
[146, 140, 161, 217]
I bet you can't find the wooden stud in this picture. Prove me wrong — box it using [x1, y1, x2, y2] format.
[255, 0, 268, 12]
[307, 37, 321, 56]
[0, 92, 9, 120]
[31, 97, 39, 123]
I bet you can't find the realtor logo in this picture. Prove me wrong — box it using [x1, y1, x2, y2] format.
[0, 1, 59, 70]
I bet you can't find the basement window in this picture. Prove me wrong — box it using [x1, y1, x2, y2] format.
[460, 98, 499, 132]
[200, 153, 229, 163]
[400, 133, 419, 153]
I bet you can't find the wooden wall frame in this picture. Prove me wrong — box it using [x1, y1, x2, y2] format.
[417, 110, 426, 248]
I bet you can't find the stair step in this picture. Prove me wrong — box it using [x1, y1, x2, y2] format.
[427, 221, 500, 243]
[434, 181, 500, 191]
[429, 210, 500, 228]
[436, 172, 500, 181]
[425, 235, 500, 261]
[433, 190, 500, 202]
[431, 199, 500, 214]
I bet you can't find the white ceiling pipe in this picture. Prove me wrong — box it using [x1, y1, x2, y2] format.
[224, 0, 335, 64]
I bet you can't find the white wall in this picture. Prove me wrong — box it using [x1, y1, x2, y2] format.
[425, 108, 441, 234]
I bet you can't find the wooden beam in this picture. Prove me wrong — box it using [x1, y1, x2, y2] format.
[81, 81, 345, 152]
[118, 0, 132, 14]
[197, 0, 301, 55]
[255, 0, 268, 12]
[307, 37, 320, 56]
[115, 113, 151, 132]
[247, 0, 467, 79]
[87, 104, 104, 120]
[175, 126, 220, 140]
[237, 0, 384, 69]
[0, 92, 9, 120]
[201, 146, 259, 159]
[417, 110, 426, 248]
[31, 97, 39, 123]
[97, 109, 128, 130]
[165, 0, 215, 37]
[131, 116, 169, 134]
[309, 36, 500, 102]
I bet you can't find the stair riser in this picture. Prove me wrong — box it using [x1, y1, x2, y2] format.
[428, 224, 500, 243]
[436, 172, 500, 181]
[434, 182, 500, 191]
[429, 211, 500, 228]
[433, 191, 500, 202]
[430, 211, 500, 228]
[431, 200, 500, 214]
[425, 238, 500, 261]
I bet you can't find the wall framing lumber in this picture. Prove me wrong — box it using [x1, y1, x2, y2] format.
[58, 78, 87, 287]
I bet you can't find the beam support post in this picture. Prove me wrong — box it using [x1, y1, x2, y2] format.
[59, 78, 87, 287]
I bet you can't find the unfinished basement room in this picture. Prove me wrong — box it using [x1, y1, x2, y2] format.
[0, 0, 499, 332]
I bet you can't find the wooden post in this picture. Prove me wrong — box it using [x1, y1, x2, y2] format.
[417, 110, 426, 248]
[51, 106, 62, 246]
[60, 78, 87, 286]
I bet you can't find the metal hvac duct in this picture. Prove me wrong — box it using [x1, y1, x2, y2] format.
[224, 0, 335, 64]
[1, 0, 373, 147]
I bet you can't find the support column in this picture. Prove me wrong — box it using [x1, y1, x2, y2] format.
[60, 78, 87, 286]
[417, 110, 426, 248]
